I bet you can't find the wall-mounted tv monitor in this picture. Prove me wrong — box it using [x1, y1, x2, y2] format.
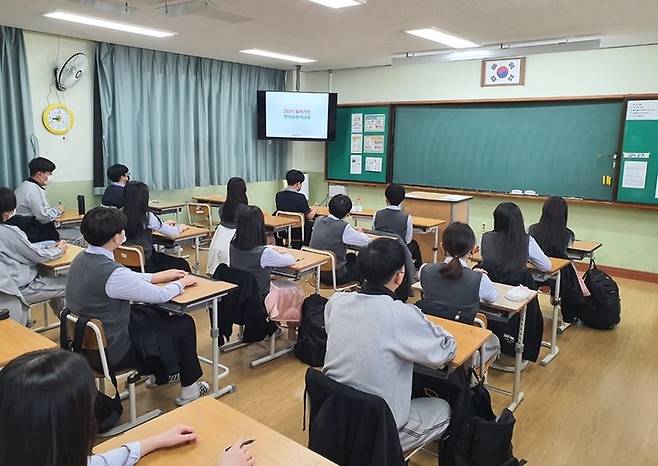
[257, 90, 337, 141]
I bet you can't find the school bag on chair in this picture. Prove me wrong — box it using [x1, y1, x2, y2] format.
[582, 260, 621, 330]
[294, 294, 328, 367]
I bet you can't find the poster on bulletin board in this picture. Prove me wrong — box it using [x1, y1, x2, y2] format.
[326, 106, 391, 183]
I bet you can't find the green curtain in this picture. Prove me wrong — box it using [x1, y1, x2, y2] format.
[0, 27, 35, 188]
[96, 43, 287, 190]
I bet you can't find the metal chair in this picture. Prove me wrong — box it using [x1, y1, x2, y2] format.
[113, 245, 146, 273]
[301, 246, 359, 292]
[186, 202, 214, 230]
[63, 311, 161, 436]
[275, 211, 305, 248]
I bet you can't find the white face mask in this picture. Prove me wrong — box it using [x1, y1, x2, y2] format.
[45, 174, 55, 185]
[117, 231, 127, 246]
[4, 210, 15, 222]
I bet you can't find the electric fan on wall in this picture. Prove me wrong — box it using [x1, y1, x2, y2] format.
[54, 52, 88, 91]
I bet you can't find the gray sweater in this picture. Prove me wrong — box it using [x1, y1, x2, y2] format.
[323, 292, 457, 429]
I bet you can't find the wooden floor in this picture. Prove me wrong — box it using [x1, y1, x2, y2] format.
[36, 248, 657, 466]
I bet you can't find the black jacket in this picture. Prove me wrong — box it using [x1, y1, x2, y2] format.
[102, 183, 125, 209]
[305, 368, 405, 466]
[212, 264, 276, 344]
[6, 214, 59, 242]
[480, 263, 544, 362]
[128, 304, 180, 377]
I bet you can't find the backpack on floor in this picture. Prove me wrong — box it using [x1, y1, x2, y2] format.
[582, 260, 621, 330]
[294, 294, 328, 367]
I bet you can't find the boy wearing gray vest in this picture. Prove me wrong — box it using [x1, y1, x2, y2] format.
[323, 238, 456, 452]
[373, 184, 422, 268]
[309, 194, 370, 285]
[66, 207, 209, 406]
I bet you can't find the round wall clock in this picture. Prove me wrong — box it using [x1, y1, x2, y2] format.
[42, 103, 74, 135]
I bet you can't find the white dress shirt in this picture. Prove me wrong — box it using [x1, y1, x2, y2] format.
[445, 256, 498, 303]
[328, 215, 370, 247]
[260, 246, 296, 268]
[89, 442, 141, 466]
[528, 236, 552, 272]
[147, 212, 182, 237]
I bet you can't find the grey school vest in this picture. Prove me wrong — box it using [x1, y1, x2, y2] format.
[420, 263, 482, 312]
[309, 216, 349, 274]
[229, 245, 270, 297]
[373, 208, 409, 243]
[65, 251, 130, 365]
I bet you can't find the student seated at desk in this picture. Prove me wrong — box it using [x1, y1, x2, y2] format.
[529, 196, 587, 322]
[419, 222, 500, 365]
[309, 194, 370, 285]
[219, 177, 249, 229]
[124, 181, 192, 273]
[275, 169, 316, 246]
[102, 163, 130, 208]
[0, 187, 68, 324]
[0, 350, 254, 466]
[373, 183, 422, 268]
[13, 157, 83, 244]
[323, 238, 456, 452]
[229, 206, 296, 299]
[481, 202, 549, 362]
[67, 207, 209, 406]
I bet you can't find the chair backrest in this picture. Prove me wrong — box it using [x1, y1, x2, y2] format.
[207, 225, 236, 275]
[114, 245, 146, 273]
[187, 203, 213, 229]
[276, 211, 305, 242]
[302, 246, 336, 273]
[62, 311, 114, 379]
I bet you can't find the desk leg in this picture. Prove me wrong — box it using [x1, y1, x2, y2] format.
[509, 305, 526, 412]
[433, 227, 439, 263]
[175, 209, 180, 224]
[315, 264, 321, 294]
[194, 237, 200, 273]
[198, 296, 235, 398]
[541, 270, 561, 366]
[287, 225, 292, 248]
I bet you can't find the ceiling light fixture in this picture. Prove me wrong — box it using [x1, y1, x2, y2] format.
[406, 28, 478, 49]
[308, 0, 366, 9]
[240, 49, 317, 64]
[43, 11, 177, 38]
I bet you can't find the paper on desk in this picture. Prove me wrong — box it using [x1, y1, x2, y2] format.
[621, 161, 648, 189]
[351, 134, 362, 153]
[350, 155, 362, 175]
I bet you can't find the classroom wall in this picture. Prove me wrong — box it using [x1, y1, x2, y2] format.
[20, 30, 289, 217]
[294, 45, 658, 273]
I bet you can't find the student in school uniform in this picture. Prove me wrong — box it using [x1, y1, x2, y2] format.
[0, 350, 254, 466]
[275, 169, 316, 246]
[323, 238, 456, 452]
[123, 181, 192, 273]
[66, 207, 209, 405]
[373, 183, 422, 267]
[13, 157, 83, 244]
[219, 177, 249, 229]
[229, 206, 296, 299]
[102, 163, 130, 208]
[529, 196, 586, 322]
[419, 222, 501, 364]
[309, 194, 370, 285]
[0, 187, 68, 324]
[480, 202, 550, 362]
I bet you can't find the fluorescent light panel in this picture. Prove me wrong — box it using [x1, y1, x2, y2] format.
[43, 11, 176, 38]
[240, 49, 316, 64]
[406, 28, 478, 49]
[308, 0, 365, 8]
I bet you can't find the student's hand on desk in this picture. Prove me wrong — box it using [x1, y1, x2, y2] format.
[179, 274, 198, 288]
[178, 223, 190, 232]
[55, 241, 68, 252]
[220, 439, 255, 466]
[141, 424, 197, 456]
[153, 269, 188, 283]
[164, 220, 177, 226]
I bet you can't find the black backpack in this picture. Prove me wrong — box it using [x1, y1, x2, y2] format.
[582, 260, 621, 330]
[60, 310, 123, 433]
[294, 294, 328, 367]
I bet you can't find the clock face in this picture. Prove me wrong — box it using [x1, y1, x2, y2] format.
[42, 104, 73, 135]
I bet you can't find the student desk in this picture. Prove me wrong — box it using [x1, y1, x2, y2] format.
[149, 200, 186, 222]
[95, 397, 336, 465]
[271, 246, 329, 294]
[192, 194, 226, 206]
[425, 315, 492, 369]
[153, 226, 211, 273]
[56, 211, 84, 225]
[264, 214, 300, 246]
[0, 318, 57, 368]
[40, 244, 84, 275]
[469, 252, 571, 366]
[169, 276, 237, 398]
[568, 240, 602, 263]
[413, 281, 537, 412]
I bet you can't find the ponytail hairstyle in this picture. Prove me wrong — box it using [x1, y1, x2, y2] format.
[440, 222, 477, 279]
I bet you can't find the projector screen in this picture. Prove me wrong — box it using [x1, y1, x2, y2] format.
[257, 91, 337, 141]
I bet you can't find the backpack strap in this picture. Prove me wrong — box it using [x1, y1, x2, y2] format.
[59, 308, 71, 350]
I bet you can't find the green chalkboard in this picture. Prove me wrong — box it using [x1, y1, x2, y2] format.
[326, 106, 390, 183]
[392, 101, 624, 201]
[617, 100, 658, 205]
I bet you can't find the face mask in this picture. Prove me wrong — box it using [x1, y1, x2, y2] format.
[4, 210, 15, 222]
[117, 231, 127, 246]
[46, 174, 55, 185]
